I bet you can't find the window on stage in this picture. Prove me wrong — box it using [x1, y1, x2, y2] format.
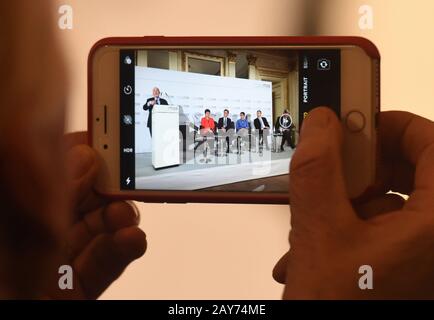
[184, 52, 224, 76]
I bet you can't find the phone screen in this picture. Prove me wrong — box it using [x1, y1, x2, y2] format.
[119, 48, 340, 192]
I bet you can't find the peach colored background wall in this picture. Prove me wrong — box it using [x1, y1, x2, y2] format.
[54, 0, 434, 299]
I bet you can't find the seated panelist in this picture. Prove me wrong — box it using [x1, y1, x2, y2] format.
[217, 109, 234, 132]
[200, 108, 215, 135]
[236, 112, 250, 134]
[217, 108, 233, 153]
[236, 112, 250, 153]
[253, 110, 270, 150]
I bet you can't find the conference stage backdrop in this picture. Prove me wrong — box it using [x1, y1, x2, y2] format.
[134, 66, 273, 153]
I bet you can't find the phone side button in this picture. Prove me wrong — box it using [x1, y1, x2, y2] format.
[345, 110, 366, 133]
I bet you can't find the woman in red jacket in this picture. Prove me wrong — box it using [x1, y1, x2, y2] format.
[200, 108, 215, 135]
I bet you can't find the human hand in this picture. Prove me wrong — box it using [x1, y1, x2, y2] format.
[273, 107, 434, 299]
[0, 127, 146, 299]
[52, 132, 147, 299]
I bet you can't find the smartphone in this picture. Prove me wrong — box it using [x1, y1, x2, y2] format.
[88, 36, 380, 204]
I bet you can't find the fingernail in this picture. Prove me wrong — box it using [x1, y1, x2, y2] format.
[126, 200, 141, 225]
[67, 145, 94, 179]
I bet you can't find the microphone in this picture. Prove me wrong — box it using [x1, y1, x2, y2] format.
[161, 91, 174, 106]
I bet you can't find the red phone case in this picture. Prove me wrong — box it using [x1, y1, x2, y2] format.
[88, 36, 380, 204]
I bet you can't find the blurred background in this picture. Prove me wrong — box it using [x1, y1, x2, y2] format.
[53, 0, 434, 299]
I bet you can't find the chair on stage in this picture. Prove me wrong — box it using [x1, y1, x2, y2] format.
[216, 124, 235, 157]
[236, 127, 251, 155]
[193, 121, 217, 163]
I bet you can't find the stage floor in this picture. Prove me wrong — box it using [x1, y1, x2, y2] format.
[135, 147, 294, 190]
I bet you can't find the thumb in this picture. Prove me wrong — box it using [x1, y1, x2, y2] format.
[289, 107, 355, 226]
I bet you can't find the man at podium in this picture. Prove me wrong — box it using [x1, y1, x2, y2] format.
[143, 87, 168, 137]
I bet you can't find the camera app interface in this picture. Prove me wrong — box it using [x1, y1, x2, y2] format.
[120, 48, 340, 192]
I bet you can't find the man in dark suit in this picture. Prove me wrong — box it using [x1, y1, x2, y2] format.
[275, 109, 295, 151]
[253, 110, 270, 150]
[143, 87, 168, 137]
[217, 109, 234, 153]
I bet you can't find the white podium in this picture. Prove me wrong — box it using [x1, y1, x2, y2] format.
[152, 105, 180, 169]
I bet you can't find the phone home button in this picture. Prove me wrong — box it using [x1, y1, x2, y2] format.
[345, 110, 366, 133]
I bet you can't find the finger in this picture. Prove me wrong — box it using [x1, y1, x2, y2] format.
[378, 111, 434, 193]
[353, 193, 406, 220]
[376, 158, 414, 196]
[289, 107, 355, 225]
[405, 143, 434, 212]
[104, 201, 140, 232]
[67, 201, 140, 258]
[66, 144, 105, 215]
[72, 226, 147, 299]
[66, 206, 103, 259]
[273, 251, 289, 284]
[379, 111, 434, 166]
[64, 131, 88, 150]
